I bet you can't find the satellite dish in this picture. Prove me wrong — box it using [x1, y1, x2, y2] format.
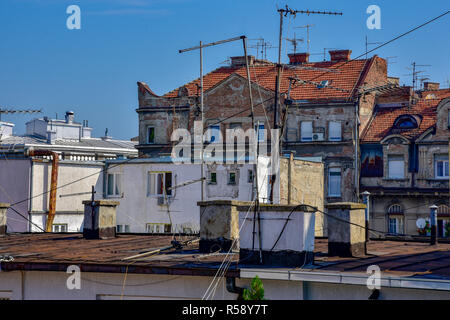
[416, 218, 426, 229]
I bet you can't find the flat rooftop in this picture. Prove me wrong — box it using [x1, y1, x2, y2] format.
[0, 233, 449, 281]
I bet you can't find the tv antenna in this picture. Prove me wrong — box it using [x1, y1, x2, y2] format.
[285, 33, 304, 54]
[405, 62, 431, 91]
[0, 107, 41, 122]
[365, 36, 383, 59]
[295, 24, 315, 54]
[249, 38, 277, 60]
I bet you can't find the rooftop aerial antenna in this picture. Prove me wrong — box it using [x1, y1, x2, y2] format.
[0, 107, 41, 122]
[271, 5, 342, 210]
[249, 38, 277, 60]
[285, 33, 304, 54]
[295, 24, 315, 54]
[405, 62, 431, 91]
[365, 36, 383, 59]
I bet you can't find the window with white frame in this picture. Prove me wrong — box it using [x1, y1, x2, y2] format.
[388, 155, 405, 179]
[107, 173, 122, 197]
[147, 126, 155, 144]
[146, 223, 171, 234]
[116, 225, 130, 233]
[254, 123, 265, 142]
[388, 217, 404, 235]
[328, 121, 342, 141]
[328, 168, 341, 197]
[147, 172, 172, 196]
[435, 155, 449, 179]
[301, 121, 313, 141]
[52, 224, 68, 232]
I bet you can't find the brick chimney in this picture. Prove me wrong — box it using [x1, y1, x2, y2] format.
[82, 200, 119, 239]
[288, 53, 310, 65]
[423, 82, 440, 91]
[230, 55, 255, 67]
[329, 50, 352, 62]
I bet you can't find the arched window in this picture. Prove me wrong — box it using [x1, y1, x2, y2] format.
[387, 204, 403, 215]
[437, 205, 449, 215]
[387, 204, 404, 235]
[393, 115, 419, 129]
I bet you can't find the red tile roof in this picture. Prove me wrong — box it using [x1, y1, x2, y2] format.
[362, 90, 450, 143]
[162, 58, 375, 101]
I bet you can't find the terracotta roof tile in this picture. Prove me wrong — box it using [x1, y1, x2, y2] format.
[362, 90, 450, 143]
[162, 59, 372, 101]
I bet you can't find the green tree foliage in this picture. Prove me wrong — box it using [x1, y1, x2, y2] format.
[243, 275, 265, 300]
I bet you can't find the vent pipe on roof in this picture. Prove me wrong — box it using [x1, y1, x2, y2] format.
[65, 111, 74, 124]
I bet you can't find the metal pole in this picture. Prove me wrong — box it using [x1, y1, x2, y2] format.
[430, 205, 438, 245]
[362, 191, 370, 254]
[200, 41, 204, 202]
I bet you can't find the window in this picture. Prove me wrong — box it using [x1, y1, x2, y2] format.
[228, 172, 236, 185]
[208, 125, 221, 143]
[437, 204, 449, 215]
[388, 155, 405, 179]
[254, 123, 265, 142]
[209, 172, 217, 184]
[388, 217, 404, 235]
[229, 122, 242, 130]
[328, 168, 341, 197]
[393, 115, 418, 129]
[387, 204, 403, 215]
[148, 172, 172, 196]
[146, 223, 171, 234]
[107, 173, 122, 197]
[328, 121, 342, 141]
[435, 155, 449, 179]
[438, 219, 449, 238]
[52, 224, 68, 232]
[248, 170, 254, 183]
[116, 225, 130, 233]
[147, 127, 155, 144]
[301, 121, 313, 141]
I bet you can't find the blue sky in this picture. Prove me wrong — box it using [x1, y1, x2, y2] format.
[0, 0, 448, 139]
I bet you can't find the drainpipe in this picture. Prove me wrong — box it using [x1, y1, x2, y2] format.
[26, 149, 59, 232]
[226, 277, 244, 300]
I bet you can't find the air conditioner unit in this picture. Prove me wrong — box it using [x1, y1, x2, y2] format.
[312, 133, 324, 141]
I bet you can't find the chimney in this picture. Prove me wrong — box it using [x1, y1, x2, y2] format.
[0, 203, 10, 236]
[230, 55, 255, 67]
[82, 200, 119, 239]
[326, 202, 366, 257]
[288, 52, 310, 65]
[65, 111, 75, 124]
[198, 200, 317, 267]
[329, 49, 352, 62]
[423, 82, 440, 91]
[0, 122, 14, 139]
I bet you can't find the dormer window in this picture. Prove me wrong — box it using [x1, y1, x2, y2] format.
[393, 115, 419, 129]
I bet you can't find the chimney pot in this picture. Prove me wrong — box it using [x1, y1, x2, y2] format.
[288, 52, 310, 65]
[329, 49, 352, 62]
[65, 111, 75, 124]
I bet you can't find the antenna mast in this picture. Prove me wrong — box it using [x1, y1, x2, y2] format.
[295, 24, 315, 54]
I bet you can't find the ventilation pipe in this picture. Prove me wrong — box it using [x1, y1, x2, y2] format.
[26, 148, 59, 232]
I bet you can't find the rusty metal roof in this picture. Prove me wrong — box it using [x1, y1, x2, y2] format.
[0, 233, 449, 280]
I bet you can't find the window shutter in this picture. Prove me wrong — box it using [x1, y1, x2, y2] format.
[329, 121, 341, 141]
[388, 155, 404, 179]
[328, 168, 341, 196]
[301, 122, 313, 141]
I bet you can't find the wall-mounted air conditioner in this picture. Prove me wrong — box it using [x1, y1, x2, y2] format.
[312, 133, 324, 141]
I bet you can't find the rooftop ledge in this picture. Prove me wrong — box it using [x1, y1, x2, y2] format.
[325, 202, 366, 210]
[0, 203, 10, 208]
[197, 200, 317, 212]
